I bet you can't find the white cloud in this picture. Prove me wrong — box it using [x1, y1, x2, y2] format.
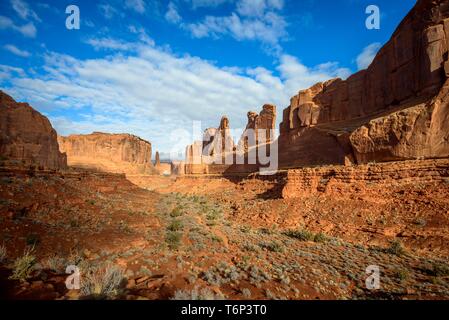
[184, 12, 287, 46]
[0, 15, 36, 37]
[181, 0, 287, 53]
[236, 0, 284, 17]
[184, 0, 232, 9]
[1, 38, 351, 154]
[11, 0, 41, 22]
[356, 42, 381, 70]
[3, 44, 31, 57]
[125, 0, 146, 14]
[165, 2, 182, 24]
[98, 4, 119, 19]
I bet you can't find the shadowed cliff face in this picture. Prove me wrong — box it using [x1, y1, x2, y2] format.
[0, 91, 67, 170]
[279, 0, 449, 168]
[58, 132, 155, 174]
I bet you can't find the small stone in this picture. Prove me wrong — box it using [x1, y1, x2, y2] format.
[126, 279, 136, 289]
[31, 280, 44, 289]
[136, 276, 150, 284]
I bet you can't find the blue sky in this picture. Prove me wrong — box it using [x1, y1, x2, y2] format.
[0, 0, 416, 157]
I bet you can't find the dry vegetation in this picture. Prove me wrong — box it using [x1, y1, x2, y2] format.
[0, 168, 449, 300]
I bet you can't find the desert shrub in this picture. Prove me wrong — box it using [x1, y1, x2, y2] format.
[118, 221, 133, 234]
[241, 288, 251, 298]
[259, 241, 283, 253]
[423, 262, 449, 277]
[167, 219, 184, 232]
[171, 287, 225, 300]
[42, 255, 66, 273]
[9, 247, 36, 281]
[170, 207, 183, 218]
[394, 269, 409, 281]
[210, 235, 223, 243]
[283, 229, 314, 241]
[259, 228, 273, 235]
[242, 243, 258, 252]
[166, 231, 182, 250]
[313, 232, 328, 243]
[386, 240, 406, 256]
[0, 243, 6, 263]
[80, 264, 125, 298]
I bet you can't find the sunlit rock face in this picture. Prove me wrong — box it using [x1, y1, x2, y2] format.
[279, 0, 449, 167]
[0, 91, 67, 170]
[58, 132, 154, 174]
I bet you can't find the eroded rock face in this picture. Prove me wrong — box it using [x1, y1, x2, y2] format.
[0, 91, 67, 169]
[58, 132, 154, 174]
[280, 0, 449, 167]
[238, 104, 276, 152]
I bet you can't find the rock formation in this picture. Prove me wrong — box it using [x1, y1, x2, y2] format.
[279, 0, 449, 167]
[238, 104, 276, 152]
[204, 116, 235, 158]
[0, 91, 67, 169]
[58, 132, 154, 174]
[155, 151, 161, 167]
[184, 105, 277, 174]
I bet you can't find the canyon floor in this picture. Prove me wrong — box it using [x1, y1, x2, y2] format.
[1, 161, 449, 300]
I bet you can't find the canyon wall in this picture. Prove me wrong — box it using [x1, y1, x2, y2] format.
[0, 91, 67, 169]
[282, 159, 449, 198]
[279, 0, 449, 168]
[58, 132, 154, 174]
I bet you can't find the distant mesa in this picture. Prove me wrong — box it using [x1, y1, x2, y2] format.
[0, 91, 67, 170]
[58, 132, 155, 175]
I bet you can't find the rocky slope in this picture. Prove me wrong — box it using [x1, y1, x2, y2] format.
[58, 132, 154, 174]
[279, 0, 449, 167]
[0, 91, 67, 169]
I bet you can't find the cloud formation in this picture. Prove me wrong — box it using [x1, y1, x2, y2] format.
[1, 37, 351, 154]
[0, 15, 36, 37]
[356, 42, 381, 70]
[3, 44, 31, 57]
[165, 2, 182, 24]
[10, 0, 41, 22]
[124, 0, 146, 14]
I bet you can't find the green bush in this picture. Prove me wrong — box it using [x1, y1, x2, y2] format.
[386, 240, 406, 256]
[313, 232, 328, 243]
[166, 231, 182, 250]
[170, 207, 183, 218]
[259, 241, 283, 252]
[167, 219, 184, 232]
[9, 248, 36, 281]
[423, 263, 449, 277]
[80, 264, 125, 298]
[283, 229, 314, 241]
[394, 269, 409, 281]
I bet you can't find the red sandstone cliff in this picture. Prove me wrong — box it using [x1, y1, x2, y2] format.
[0, 91, 67, 169]
[279, 0, 449, 167]
[58, 132, 154, 174]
